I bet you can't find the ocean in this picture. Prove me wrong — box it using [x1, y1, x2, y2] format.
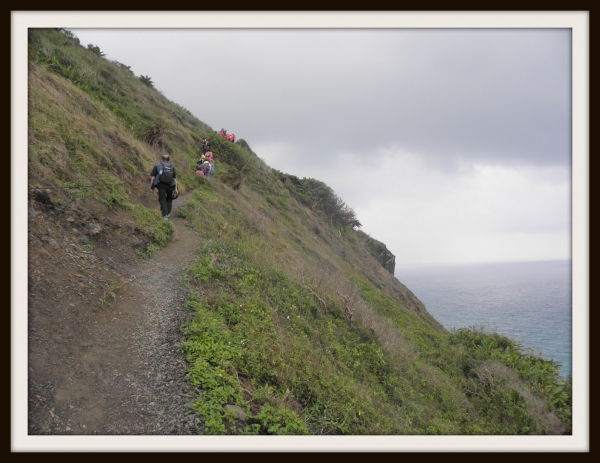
[396, 260, 572, 378]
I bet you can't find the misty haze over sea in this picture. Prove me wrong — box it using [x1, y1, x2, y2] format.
[397, 260, 572, 377]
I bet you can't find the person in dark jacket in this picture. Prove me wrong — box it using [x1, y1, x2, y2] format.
[150, 154, 178, 220]
[201, 137, 211, 154]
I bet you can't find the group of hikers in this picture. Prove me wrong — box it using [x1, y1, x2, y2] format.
[218, 128, 236, 143]
[195, 137, 216, 178]
[150, 131, 230, 219]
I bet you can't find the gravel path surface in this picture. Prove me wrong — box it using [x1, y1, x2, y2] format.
[92, 192, 203, 434]
[29, 192, 205, 435]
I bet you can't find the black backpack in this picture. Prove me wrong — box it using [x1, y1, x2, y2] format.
[156, 162, 175, 186]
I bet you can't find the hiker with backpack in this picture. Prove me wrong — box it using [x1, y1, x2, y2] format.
[195, 160, 205, 176]
[201, 137, 211, 154]
[201, 157, 212, 178]
[205, 151, 215, 176]
[150, 154, 178, 220]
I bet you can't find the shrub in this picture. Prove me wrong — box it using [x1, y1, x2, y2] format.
[139, 75, 154, 88]
[274, 171, 361, 229]
[86, 43, 105, 57]
[219, 165, 248, 190]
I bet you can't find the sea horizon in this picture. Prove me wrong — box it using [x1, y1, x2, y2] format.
[395, 258, 570, 271]
[396, 259, 572, 378]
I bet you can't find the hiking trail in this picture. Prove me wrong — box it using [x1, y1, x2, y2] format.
[28, 191, 204, 435]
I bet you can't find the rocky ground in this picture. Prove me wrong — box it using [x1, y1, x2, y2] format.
[27, 189, 204, 435]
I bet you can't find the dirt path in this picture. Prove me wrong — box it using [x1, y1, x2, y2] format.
[28, 191, 204, 435]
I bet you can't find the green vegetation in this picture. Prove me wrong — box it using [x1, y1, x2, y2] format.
[28, 28, 205, 254]
[139, 75, 155, 88]
[28, 28, 571, 435]
[86, 43, 105, 57]
[98, 278, 126, 309]
[177, 184, 571, 434]
[273, 172, 362, 229]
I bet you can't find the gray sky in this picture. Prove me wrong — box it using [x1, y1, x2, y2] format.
[61, 20, 574, 268]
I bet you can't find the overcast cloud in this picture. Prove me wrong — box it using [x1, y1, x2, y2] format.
[67, 23, 573, 268]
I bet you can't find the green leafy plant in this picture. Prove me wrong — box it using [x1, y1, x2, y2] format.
[139, 75, 154, 88]
[98, 279, 123, 308]
[102, 175, 130, 209]
[219, 165, 248, 190]
[86, 43, 105, 57]
[251, 405, 309, 435]
[140, 116, 172, 148]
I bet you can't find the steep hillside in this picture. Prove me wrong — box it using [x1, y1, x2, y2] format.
[26, 28, 571, 436]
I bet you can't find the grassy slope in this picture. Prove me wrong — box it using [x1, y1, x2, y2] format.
[27, 28, 572, 435]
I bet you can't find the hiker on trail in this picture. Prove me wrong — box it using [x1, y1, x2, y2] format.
[201, 157, 212, 178]
[150, 154, 178, 220]
[201, 137, 211, 154]
[204, 151, 215, 175]
[195, 160, 205, 176]
[194, 154, 212, 178]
